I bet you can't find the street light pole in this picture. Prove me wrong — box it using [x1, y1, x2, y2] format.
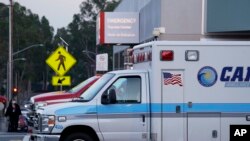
[8, 0, 13, 102]
[82, 50, 98, 75]
[6, 0, 44, 102]
[59, 37, 69, 51]
[7, 44, 43, 102]
[12, 44, 44, 56]
[82, 50, 97, 56]
[82, 50, 97, 63]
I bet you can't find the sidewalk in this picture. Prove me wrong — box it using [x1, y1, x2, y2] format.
[0, 115, 31, 141]
[0, 115, 7, 133]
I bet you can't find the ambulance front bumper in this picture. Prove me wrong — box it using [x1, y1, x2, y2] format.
[30, 134, 60, 141]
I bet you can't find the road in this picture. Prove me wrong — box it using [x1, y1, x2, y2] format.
[0, 116, 29, 141]
[0, 132, 27, 141]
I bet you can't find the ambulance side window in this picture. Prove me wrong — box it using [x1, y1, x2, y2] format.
[107, 76, 141, 104]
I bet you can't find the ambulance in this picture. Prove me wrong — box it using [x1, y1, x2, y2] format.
[31, 41, 250, 141]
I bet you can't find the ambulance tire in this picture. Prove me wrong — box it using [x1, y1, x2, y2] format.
[64, 132, 94, 141]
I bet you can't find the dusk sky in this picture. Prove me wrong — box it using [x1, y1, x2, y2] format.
[2, 0, 84, 31]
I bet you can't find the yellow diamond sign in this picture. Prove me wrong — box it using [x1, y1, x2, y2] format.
[46, 46, 76, 76]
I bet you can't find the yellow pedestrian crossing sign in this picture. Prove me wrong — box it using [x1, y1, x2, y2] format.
[52, 76, 71, 86]
[46, 46, 76, 76]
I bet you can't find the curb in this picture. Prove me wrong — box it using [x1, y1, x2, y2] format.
[23, 135, 31, 141]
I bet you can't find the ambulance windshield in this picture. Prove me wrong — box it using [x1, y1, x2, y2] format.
[79, 73, 115, 101]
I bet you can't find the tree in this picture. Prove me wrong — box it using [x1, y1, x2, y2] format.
[0, 2, 54, 96]
[12, 3, 54, 93]
[0, 3, 9, 86]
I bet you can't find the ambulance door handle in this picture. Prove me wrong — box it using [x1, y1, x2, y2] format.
[188, 102, 192, 108]
[176, 105, 181, 113]
[142, 115, 145, 123]
[212, 130, 218, 138]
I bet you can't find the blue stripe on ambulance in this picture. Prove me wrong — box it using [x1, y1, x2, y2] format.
[55, 103, 250, 115]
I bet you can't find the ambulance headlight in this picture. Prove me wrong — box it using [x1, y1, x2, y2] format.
[41, 115, 55, 133]
[185, 50, 199, 61]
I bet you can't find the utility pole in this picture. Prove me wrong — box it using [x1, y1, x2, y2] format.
[8, 0, 13, 102]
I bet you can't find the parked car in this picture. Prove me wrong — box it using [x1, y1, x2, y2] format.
[0, 95, 7, 111]
[27, 75, 101, 125]
[23, 100, 32, 109]
[32, 75, 100, 108]
[0, 95, 7, 103]
[17, 115, 28, 132]
[21, 108, 32, 126]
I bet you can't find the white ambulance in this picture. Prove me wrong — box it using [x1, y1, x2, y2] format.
[30, 41, 250, 141]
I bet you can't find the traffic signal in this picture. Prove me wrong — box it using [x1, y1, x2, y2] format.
[12, 87, 18, 95]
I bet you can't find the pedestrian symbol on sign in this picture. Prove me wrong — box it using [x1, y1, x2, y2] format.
[56, 51, 66, 71]
[46, 46, 76, 76]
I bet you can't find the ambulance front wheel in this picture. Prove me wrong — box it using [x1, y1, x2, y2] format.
[64, 132, 94, 141]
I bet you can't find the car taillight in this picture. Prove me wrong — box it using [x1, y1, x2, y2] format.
[160, 50, 173, 61]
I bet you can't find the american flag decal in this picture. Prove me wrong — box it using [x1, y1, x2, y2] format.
[163, 72, 183, 86]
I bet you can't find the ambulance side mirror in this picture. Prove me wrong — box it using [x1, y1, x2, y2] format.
[101, 89, 117, 104]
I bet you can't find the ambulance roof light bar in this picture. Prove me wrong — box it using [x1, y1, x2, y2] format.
[185, 50, 199, 61]
[160, 50, 173, 61]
